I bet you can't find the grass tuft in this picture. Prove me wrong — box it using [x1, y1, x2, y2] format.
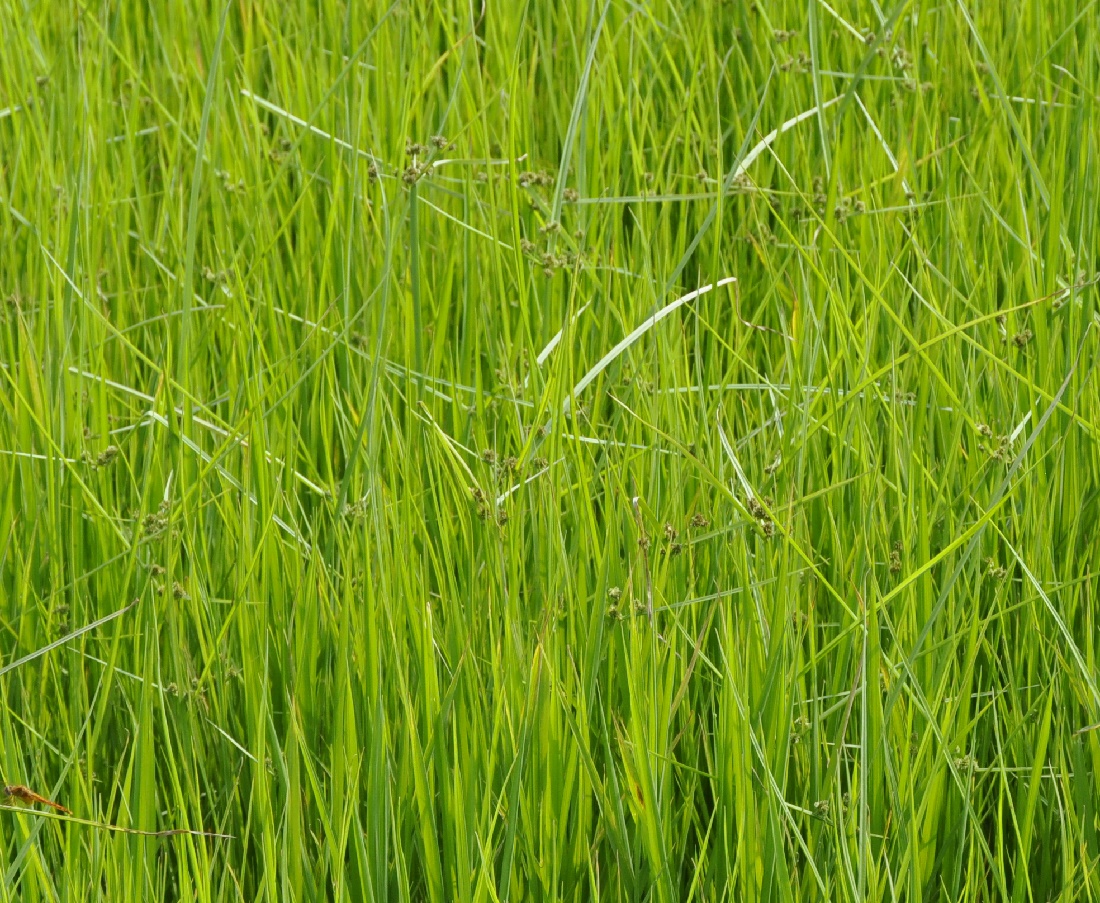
[1, 1, 1099, 900]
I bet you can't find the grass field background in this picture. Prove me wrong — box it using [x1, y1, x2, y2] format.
[2, 0, 1100, 900]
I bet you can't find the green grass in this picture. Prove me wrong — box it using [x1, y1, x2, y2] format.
[1, 0, 1099, 899]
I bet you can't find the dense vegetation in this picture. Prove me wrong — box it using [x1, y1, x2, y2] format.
[1, 1, 1099, 899]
